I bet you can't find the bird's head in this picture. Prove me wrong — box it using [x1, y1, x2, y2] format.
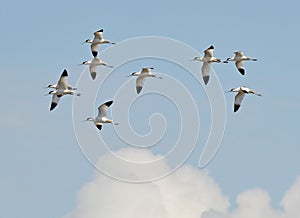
[85, 117, 94, 122]
[223, 58, 231, 63]
[45, 90, 55, 96]
[80, 61, 88, 65]
[192, 57, 201, 61]
[128, 72, 138, 77]
[45, 84, 55, 88]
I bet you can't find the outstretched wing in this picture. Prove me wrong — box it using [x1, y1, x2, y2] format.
[91, 43, 100, 57]
[234, 92, 246, 112]
[89, 64, 98, 80]
[201, 62, 211, 85]
[204, 45, 214, 58]
[50, 94, 61, 111]
[97, 100, 113, 117]
[136, 77, 146, 94]
[57, 69, 68, 89]
[93, 29, 103, 40]
[235, 61, 245, 75]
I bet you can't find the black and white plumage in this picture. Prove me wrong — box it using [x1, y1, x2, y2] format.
[46, 69, 80, 111]
[84, 100, 118, 130]
[83, 29, 116, 57]
[223, 51, 257, 75]
[128, 67, 162, 94]
[226, 86, 262, 112]
[80, 57, 113, 80]
[193, 45, 221, 85]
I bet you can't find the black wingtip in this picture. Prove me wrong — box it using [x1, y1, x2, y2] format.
[61, 69, 68, 77]
[91, 72, 97, 80]
[96, 124, 102, 130]
[208, 45, 214, 50]
[136, 86, 142, 94]
[238, 68, 245, 75]
[92, 51, 98, 57]
[234, 104, 240, 112]
[105, 100, 113, 107]
[203, 76, 209, 85]
[50, 102, 57, 111]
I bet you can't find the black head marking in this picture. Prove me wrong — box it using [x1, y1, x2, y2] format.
[207, 45, 214, 50]
[97, 29, 104, 32]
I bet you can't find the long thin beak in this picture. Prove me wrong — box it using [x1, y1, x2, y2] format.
[44, 93, 50, 96]
[78, 63, 84, 66]
[82, 120, 88, 122]
[225, 90, 232, 93]
[127, 75, 132, 77]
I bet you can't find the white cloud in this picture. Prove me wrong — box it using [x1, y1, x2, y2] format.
[201, 178, 300, 218]
[64, 148, 229, 218]
[64, 148, 300, 218]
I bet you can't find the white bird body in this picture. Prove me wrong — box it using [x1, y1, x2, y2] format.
[226, 86, 261, 112]
[85, 100, 118, 130]
[193, 45, 221, 85]
[81, 57, 113, 80]
[47, 69, 80, 111]
[46, 83, 75, 90]
[224, 51, 257, 75]
[84, 29, 115, 57]
[129, 67, 162, 94]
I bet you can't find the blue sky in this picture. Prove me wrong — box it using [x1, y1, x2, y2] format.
[1, 0, 300, 217]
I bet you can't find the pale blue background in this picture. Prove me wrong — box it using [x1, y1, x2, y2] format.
[0, 0, 299, 217]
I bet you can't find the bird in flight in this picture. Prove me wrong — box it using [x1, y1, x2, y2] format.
[84, 100, 118, 130]
[223, 51, 257, 75]
[46, 69, 80, 111]
[128, 67, 162, 94]
[193, 45, 221, 85]
[83, 29, 116, 57]
[226, 86, 262, 112]
[80, 57, 113, 80]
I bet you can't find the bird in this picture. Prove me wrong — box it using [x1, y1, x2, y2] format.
[223, 51, 257, 75]
[80, 57, 113, 80]
[84, 100, 118, 130]
[128, 67, 162, 94]
[83, 29, 116, 57]
[226, 86, 262, 112]
[46, 69, 80, 111]
[193, 45, 221, 85]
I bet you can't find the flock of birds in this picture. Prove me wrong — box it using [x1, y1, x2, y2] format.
[193, 45, 261, 112]
[45, 28, 262, 130]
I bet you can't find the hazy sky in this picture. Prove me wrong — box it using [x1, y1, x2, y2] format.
[1, 0, 300, 218]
